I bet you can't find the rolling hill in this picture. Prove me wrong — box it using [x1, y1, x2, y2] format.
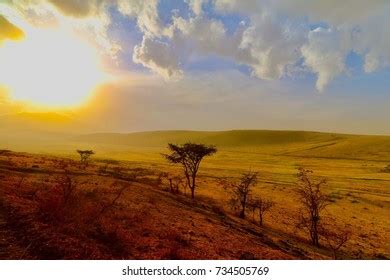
[74, 130, 390, 161]
[74, 130, 344, 147]
[1, 128, 390, 161]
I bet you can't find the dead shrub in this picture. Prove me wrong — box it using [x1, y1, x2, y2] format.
[220, 171, 258, 218]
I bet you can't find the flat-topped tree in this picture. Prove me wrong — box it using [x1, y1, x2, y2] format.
[77, 150, 95, 166]
[163, 143, 217, 200]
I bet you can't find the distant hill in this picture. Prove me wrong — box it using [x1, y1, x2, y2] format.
[74, 130, 344, 147]
[1, 128, 390, 161]
[74, 130, 390, 161]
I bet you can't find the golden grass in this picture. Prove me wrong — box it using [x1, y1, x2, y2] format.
[1, 130, 389, 259]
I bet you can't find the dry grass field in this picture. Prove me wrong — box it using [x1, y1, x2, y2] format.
[0, 130, 389, 259]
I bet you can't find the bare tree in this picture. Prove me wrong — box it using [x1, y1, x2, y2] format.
[250, 197, 275, 226]
[157, 172, 168, 186]
[222, 171, 258, 218]
[77, 150, 94, 167]
[157, 172, 183, 194]
[99, 182, 130, 216]
[296, 167, 330, 247]
[58, 170, 77, 205]
[247, 200, 258, 222]
[163, 143, 217, 200]
[321, 221, 352, 259]
[168, 175, 183, 194]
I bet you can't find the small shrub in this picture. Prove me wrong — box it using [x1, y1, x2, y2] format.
[380, 164, 390, 173]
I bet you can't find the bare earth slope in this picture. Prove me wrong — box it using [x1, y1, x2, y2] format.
[0, 152, 300, 260]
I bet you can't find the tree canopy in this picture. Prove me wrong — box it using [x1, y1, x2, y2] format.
[163, 143, 217, 199]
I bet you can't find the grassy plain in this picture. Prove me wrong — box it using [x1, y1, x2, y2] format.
[1, 130, 389, 259]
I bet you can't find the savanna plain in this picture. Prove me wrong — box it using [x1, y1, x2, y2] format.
[0, 130, 389, 260]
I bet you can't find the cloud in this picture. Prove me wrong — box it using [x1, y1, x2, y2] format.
[132, 14, 241, 78]
[133, 36, 183, 80]
[116, 0, 174, 38]
[210, 0, 390, 89]
[47, 0, 101, 18]
[353, 10, 390, 73]
[1, 0, 122, 63]
[264, 0, 390, 87]
[1, 0, 390, 92]
[272, 0, 388, 25]
[301, 27, 351, 91]
[186, 0, 207, 16]
[213, 0, 261, 15]
[134, 7, 307, 81]
[169, 14, 231, 57]
[240, 12, 307, 80]
[0, 15, 25, 43]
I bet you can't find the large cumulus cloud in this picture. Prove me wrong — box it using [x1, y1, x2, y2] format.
[211, 1, 389, 90]
[131, 0, 390, 91]
[133, 36, 184, 80]
[1, 0, 390, 91]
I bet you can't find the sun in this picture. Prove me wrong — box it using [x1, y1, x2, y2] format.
[0, 26, 105, 108]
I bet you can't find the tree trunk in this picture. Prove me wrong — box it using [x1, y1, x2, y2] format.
[259, 212, 263, 226]
[239, 204, 246, 218]
[312, 217, 319, 246]
[184, 171, 191, 198]
[240, 196, 246, 218]
[191, 174, 196, 200]
[314, 231, 319, 246]
[169, 178, 173, 193]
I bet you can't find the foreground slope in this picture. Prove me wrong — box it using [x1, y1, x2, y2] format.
[0, 151, 301, 259]
[0, 130, 389, 259]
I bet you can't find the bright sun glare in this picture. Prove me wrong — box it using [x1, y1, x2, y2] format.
[0, 26, 104, 108]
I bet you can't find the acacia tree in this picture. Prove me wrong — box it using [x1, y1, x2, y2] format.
[250, 197, 275, 226]
[296, 167, 330, 247]
[163, 143, 217, 199]
[77, 150, 94, 166]
[223, 171, 258, 218]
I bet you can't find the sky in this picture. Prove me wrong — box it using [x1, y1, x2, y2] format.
[0, 0, 389, 135]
